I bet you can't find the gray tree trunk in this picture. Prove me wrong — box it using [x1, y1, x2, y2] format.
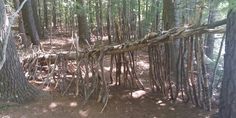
[219, 9, 236, 118]
[52, 0, 57, 29]
[77, 0, 90, 44]
[31, 0, 42, 37]
[206, 0, 217, 59]
[43, 0, 48, 29]
[0, 0, 39, 103]
[162, 0, 177, 100]
[20, 0, 40, 45]
[13, 0, 30, 48]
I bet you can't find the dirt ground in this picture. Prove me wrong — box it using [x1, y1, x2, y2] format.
[0, 88, 216, 118]
[0, 33, 217, 118]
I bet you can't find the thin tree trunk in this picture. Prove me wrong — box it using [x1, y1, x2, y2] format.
[43, 0, 48, 29]
[138, 0, 141, 38]
[52, 0, 57, 29]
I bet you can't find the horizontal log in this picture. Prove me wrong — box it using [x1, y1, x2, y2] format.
[22, 19, 226, 62]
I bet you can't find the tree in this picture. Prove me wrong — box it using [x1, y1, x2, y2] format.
[77, 0, 90, 44]
[205, 0, 217, 59]
[52, 0, 57, 29]
[13, 0, 29, 48]
[31, 0, 42, 37]
[43, 0, 48, 29]
[219, 4, 236, 118]
[0, 0, 40, 103]
[20, 0, 40, 45]
[162, 0, 176, 100]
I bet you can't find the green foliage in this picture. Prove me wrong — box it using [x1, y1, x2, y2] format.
[228, 0, 236, 10]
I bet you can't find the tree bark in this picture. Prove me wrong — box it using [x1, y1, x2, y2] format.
[205, 0, 217, 59]
[77, 0, 90, 44]
[0, 38, 39, 103]
[31, 0, 42, 37]
[20, 0, 40, 45]
[0, 0, 39, 103]
[13, 0, 29, 48]
[162, 0, 176, 100]
[219, 9, 236, 118]
[138, 0, 141, 38]
[52, 0, 57, 29]
[43, 0, 48, 29]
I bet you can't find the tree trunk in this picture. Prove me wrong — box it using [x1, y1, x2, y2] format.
[77, 0, 90, 44]
[0, 38, 39, 103]
[31, 0, 42, 37]
[219, 9, 236, 118]
[13, 0, 30, 48]
[0, 0, 39, 103]
[20, 0, 40, 45]
[95, 0, 101, 40]
[138, 0, 141, 38]
[162, 0, 176, 100]
[43, 0, 48, 29]
[107, 0, 111, 43]
[52, 0, 57, 29]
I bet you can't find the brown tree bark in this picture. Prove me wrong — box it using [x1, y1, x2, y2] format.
[219, 9, 236, 118]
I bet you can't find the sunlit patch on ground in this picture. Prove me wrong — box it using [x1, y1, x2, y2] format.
[137, 60, 149, 70]
[79, 109, 89, 118]
[130, 90, 146, 98]
[49, 102, 58, 109]
[69, 102, 78, 107]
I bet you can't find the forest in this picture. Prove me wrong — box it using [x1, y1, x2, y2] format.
[0, 0, 235, 118]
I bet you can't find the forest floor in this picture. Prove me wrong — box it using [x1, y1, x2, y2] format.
[0, 33, 217, 118]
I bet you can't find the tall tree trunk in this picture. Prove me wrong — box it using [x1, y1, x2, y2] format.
[43, 0, 48, 29]
[95, 0, 101, 40]
[205, 0, 217, 60]
[31, 0, 42, 37]
[162, 0, 176, 100]
[20, 0, 40, 45]
[138, 0, 141, 38]
[207, 0, 217, 104]
[0, 0, 39, 103]
[52, 0, 57, 29]
[219, 8, 236, 118]
[13, 0, 29, 48]
[77, 0, 90, 44]
[107, 0, 111, 43]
